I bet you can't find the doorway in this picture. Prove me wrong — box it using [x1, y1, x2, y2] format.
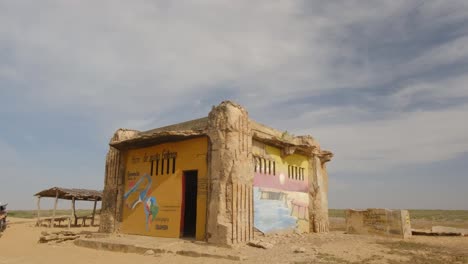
[181, 170, 198, 238]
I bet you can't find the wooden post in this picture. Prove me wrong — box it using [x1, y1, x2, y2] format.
[36, 196, 41, 226]
[72, 197, 76, 226]
[69, 198, 74, 229]
[52, 190, 58, 228]
[91, 200, 97, 226]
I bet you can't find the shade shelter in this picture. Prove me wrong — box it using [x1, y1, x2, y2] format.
[35, 187, 102, 228]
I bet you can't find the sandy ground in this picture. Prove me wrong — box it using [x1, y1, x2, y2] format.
[1, 217, 467, 264]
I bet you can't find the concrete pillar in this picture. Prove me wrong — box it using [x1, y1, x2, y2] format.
[308, 154, 331, 233]
[205, 101, 253, 244]
[99, 146, 121, 233]
[99, 129, 138, 233]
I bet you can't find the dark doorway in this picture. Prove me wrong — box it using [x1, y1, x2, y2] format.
[181, 170, 198, 238]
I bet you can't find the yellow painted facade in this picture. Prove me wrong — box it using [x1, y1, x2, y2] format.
[253, 142, 310, 178]
[265, 145, 310, 176]
[121, 137, 208, 240]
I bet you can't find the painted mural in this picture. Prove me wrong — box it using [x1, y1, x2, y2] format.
[121, 137, 208, 240]
[124, 174, 159, 231]
[253, 141, 310, 233]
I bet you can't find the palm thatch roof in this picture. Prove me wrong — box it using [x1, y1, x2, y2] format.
[35, 187, 102, 201]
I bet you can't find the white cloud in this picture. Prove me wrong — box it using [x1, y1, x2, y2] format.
[1, 0, 468, 175]
[1, 1, 425, 114]
[392, 74, 468, 109]
[400, 35, 468, 78]
[297, 103, 468, 173]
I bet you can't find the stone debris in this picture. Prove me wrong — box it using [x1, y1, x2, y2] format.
[247, 240, 274, 249]
[143, 249, 155, 256]
[39, 231, 81, 243]
[293, 247, 306, 253]
[412, 226, 468, 237]
[432, 226, 468, 236]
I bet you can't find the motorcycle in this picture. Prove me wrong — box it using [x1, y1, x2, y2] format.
[0, 202, 7, 232]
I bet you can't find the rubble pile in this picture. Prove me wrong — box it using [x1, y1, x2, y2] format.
[39, 230, 91, 243]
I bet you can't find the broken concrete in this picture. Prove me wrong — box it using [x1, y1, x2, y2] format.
[412, 226, 468, 236]
[345, 209, 412, 239]
[39, 230, 86, 243]
[293, 247, 306, 253]
[247, 240, 274, 249]
[432, 226, 468, 235]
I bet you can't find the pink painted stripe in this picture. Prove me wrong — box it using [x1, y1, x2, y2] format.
[253, 173, 308, 193]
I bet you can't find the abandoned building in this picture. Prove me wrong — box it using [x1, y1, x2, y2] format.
[99, 101, 333, 245]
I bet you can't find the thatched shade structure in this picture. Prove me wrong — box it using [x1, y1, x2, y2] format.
[35, 187, 103, 228]
[35, 187, 102, 201]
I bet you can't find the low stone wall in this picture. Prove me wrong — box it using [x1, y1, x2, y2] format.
[345, 209, 412, 239]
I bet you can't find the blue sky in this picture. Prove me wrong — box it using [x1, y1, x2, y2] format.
[1, 1, 467, 209]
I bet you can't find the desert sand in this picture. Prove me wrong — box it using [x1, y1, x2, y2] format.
[1, 217, 467, 264]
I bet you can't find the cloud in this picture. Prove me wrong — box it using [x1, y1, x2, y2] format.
[0, 1, 434, 113]
[1, 1, 468, 208]
[1, 0, 466, 158]
[1, 1, 314, 113]
[391, 74, 468, 110]
[295, 102, 468, 173]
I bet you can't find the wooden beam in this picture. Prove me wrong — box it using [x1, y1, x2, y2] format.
[91, 200, 97, 226]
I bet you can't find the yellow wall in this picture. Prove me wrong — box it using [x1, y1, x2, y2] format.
[121, 137, 208, 240]
[252, 141, 309, 179]
[265, 145, 309, 177]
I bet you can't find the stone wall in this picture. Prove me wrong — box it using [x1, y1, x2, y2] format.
[345, 208, 412, 239]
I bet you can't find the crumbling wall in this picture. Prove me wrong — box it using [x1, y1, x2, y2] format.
[205, 101, 253, 244]
[345, 208, 412, 239]
[99, 129, 139, 233]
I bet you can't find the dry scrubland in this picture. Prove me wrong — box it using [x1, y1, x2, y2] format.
[329, 209, 468, 231]
[1, 210, 467, 264]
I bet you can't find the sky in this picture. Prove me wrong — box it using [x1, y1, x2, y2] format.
[1, 1, 467, 210]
